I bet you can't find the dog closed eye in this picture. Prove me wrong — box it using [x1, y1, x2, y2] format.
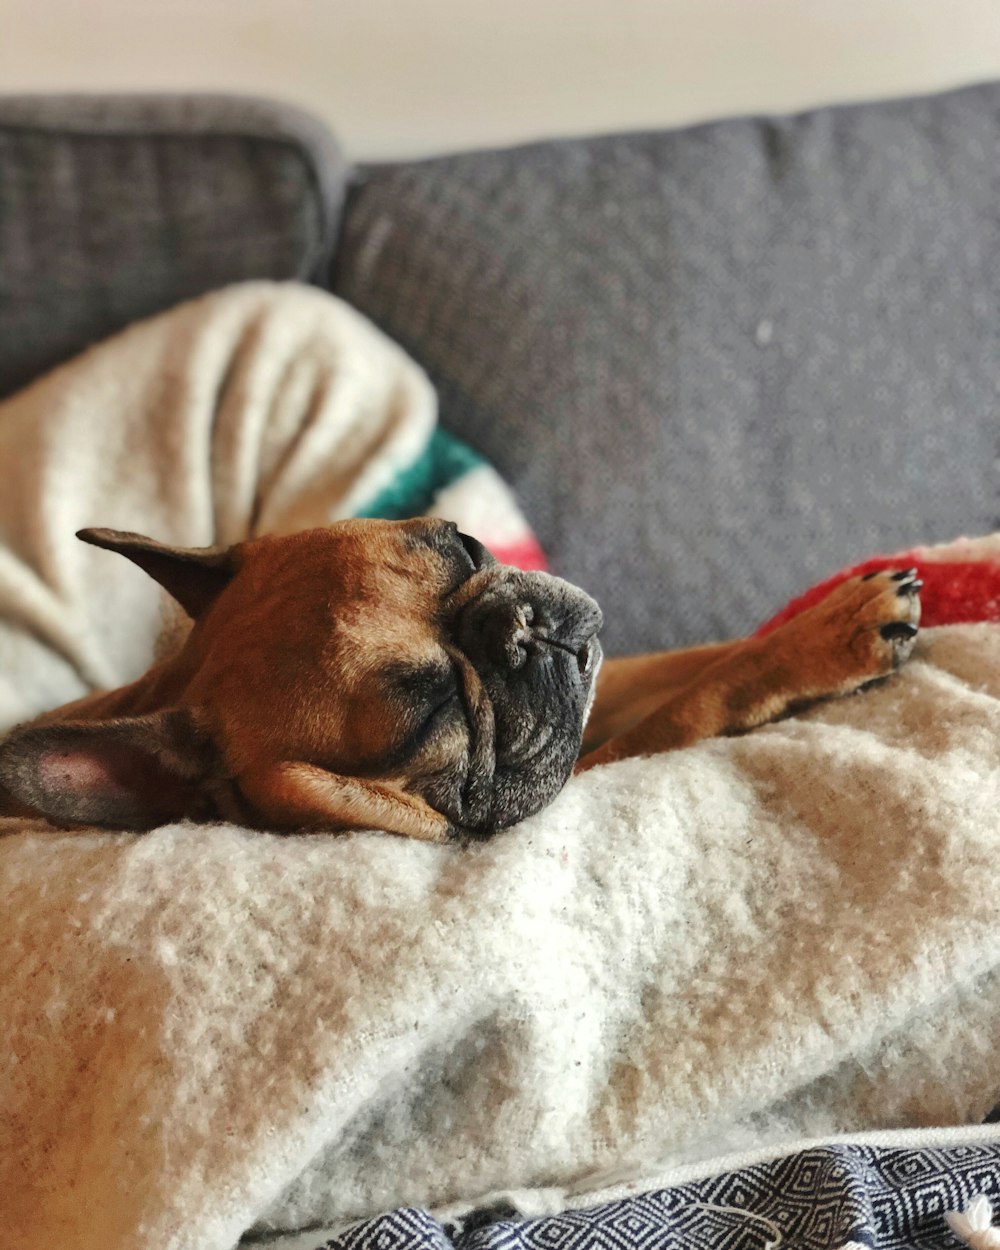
[406, 520, 498, 593]
[388, 660, 462, 731]
[456, 531, 496, 572]
[355, 661, 466, 779]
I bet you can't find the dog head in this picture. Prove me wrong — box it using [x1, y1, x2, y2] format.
[0, 519, 603, 841]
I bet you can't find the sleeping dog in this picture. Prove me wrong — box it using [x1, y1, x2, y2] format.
[0, 519, 920, 840]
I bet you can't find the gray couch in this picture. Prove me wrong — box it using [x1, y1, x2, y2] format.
[2, 86, 997, 655]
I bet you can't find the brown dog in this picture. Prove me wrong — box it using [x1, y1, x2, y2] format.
[0, 519, 920, 840]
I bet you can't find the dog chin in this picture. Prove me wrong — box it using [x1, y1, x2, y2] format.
[429, 637, 603, 840]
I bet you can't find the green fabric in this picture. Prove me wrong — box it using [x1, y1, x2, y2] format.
[354, 427, 485, 520]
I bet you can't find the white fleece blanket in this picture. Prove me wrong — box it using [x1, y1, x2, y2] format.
[2, 283, 1000, 1250]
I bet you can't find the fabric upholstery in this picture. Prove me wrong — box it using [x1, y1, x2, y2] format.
[0, 94, 347, 399]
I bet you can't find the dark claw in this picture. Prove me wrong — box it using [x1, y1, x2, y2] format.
[881, 621, 919, 641]
[892, 567, 918, 581]
[896, 577, 923, 595]
[862, 570, 880, 580]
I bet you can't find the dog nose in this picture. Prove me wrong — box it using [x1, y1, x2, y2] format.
[467, 600, 537, 670]
[456, 572, 603, 675]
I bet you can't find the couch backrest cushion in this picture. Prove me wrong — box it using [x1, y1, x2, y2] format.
[333, 83, 1000, 652]
[0, 94, 347, 399]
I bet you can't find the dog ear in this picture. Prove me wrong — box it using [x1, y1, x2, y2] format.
[0, 709, 215, 830]
[238, 761, 454, 842]
[77, 528, 237, 618]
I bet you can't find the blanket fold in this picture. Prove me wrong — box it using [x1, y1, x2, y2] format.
[2, 283, 1000, 1250]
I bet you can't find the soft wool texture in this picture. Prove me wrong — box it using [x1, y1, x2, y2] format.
[2, 284, 1000, 1250]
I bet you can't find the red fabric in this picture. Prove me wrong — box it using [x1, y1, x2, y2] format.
[491, 536, 549, 572]
[755, 553, 1000, 638]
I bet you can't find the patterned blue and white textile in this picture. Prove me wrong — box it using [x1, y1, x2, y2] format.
[289, 1131, 1000, 1250]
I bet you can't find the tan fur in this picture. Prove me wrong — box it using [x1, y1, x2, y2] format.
[1, 520, 478, 840]
[579, 569, 921, 769]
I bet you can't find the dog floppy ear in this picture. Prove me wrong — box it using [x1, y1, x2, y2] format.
[0, 709, 215, 830]
[77, 528, 237, 618]
[238, 761, 454, 842]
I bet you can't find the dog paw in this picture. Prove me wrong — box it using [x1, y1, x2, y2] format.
[867, 568, 923, 667]
[783, 567, 922, 693]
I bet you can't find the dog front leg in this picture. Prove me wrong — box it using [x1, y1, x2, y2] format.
[582, 641, 740, 754]
[577, 569, 921, 769]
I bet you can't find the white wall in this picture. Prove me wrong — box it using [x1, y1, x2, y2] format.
[2, 0, 1000, 159]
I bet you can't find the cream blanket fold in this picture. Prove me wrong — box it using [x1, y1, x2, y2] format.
[2, 283, 1000, 1250]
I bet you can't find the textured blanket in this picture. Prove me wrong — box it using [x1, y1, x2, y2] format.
[292, 1126, 1000, 1250]
[3, 283, 1000, 1250]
